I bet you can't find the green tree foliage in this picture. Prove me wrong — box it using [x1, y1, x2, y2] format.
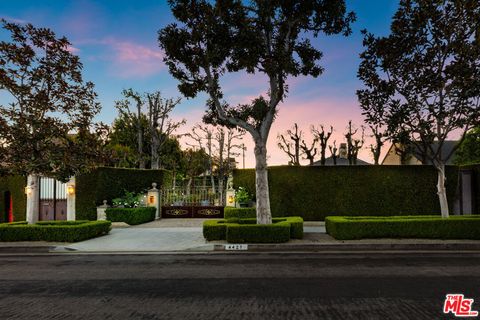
[108, 111, 151, 168]
[357, 0, 480, 217]
[159, 0, 355, 224]
[454, 127, 480, 165]
[0, 20, 102, 181]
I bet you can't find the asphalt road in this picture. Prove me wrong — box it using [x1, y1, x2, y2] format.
[0, 252, 479, 320]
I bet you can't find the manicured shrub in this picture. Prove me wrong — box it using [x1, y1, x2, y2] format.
[105, 207, 156, 225]
[233, 165, 460, 220]
[325, 215, 480, 240]
[76, 167, 171, 220]
[203, 220, 227, 241]
[202, 216, 303, 242]
[224, 207, 256, 219]
[226, 221, 291, 243]
[0, 220, 111, 242]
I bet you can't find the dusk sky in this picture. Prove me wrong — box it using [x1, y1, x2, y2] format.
[0, 0, 400, 168]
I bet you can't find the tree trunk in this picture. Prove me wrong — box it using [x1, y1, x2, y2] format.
[435, 163, 449, 218]
[254, 140, 272, 224]
[137, 107, 145, 169]
[151, 134, 160, 169]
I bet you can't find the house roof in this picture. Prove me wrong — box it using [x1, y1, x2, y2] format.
[310, 156, 371, 166]
[381, 140, 459, 165]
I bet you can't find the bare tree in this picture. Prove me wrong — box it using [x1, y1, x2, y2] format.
[345, 121, 365, 165]
[213, 128, 244, 205]
[147, 92, 185, 169]
[311, 125, 333, 165]
[116, 89, 184, 170]
[328, 141, 338, 165]
[185, 124, 215, 190]
[277, 123, 302, 166]
[368, 125, 387, 165]
[116, 89, 146, 169]
[300, 138, 317, 165]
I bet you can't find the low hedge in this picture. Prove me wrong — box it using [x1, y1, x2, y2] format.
[0, 220, 111, 242]
[224, 207, 257, 219]
[105, 207, 156, 225]
[203, 216, 303, 243]
[325, 215, 480, 240]
[227, 221, 291, 243]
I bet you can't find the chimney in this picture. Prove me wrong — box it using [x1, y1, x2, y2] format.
[339, 143, 347, 159]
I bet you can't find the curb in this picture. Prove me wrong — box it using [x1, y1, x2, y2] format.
[0, 246, 55, 254]
[214, 243, 480, 252]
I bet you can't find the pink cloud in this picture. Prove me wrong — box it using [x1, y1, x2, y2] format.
[77, 37, 165, 78]
[0, 16, 28, 24]
[105, 39, 164, 78]
[66, 45, 80, 54]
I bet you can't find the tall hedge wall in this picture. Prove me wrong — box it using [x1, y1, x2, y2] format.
[462, 164, 480, 214]
[76, 167, 172, 220]
[0, 175, 27, 222]
[233, 165, 460, 220]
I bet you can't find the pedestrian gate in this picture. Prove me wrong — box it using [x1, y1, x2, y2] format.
[39, 177, 67, 221]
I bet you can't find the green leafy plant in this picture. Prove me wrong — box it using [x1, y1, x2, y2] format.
[235, 187, 251, 204]
[112, 190, 144, 208]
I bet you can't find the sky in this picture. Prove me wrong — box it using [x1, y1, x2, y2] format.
[0, 0, 400, 168]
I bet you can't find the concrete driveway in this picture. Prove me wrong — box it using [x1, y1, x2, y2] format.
[62, 219, 325, 253]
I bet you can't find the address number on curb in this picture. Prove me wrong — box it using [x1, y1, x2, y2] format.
[224, 244, 248, 251]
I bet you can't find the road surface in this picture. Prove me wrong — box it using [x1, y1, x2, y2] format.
[0, 252, 479, 319]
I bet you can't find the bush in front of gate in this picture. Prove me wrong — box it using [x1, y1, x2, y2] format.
[0, 220, 111, 242]
[105, 207, 156, 225]
[203, 217, 303, 243]
[325, 215, 480, 240]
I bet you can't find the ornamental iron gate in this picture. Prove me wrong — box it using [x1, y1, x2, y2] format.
[39, 177, 67, 221]
[161, 187, 224, 218]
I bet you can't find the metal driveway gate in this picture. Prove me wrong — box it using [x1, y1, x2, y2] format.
[39, 177, 67, 221]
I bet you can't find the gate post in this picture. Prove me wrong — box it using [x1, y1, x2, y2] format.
[66, 177, 76, 221]
[148, 183, 160, 219]
[25, 174, 39, 224]
[226, 174, 236, 207]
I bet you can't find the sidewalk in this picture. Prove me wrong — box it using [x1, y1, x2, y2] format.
[1, 219, 479, 254]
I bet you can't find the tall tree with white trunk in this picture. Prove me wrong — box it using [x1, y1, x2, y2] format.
[357, 0, 480, 218]
[159, 0, 355, 224]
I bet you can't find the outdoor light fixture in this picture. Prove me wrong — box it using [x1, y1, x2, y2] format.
[24, 186, 32, 195]
[149, 195, 155, 204]
[67, 185, 75, 195]
[228, 195, 234, 204]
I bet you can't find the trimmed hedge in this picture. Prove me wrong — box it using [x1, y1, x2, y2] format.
[0, 175, 27, 222]
[461, 164, 480, 215]
[76, 167, 171, 220]
[233, 165, 460, 220]
[227, 221, 291, 243]
[0, 220, 111, 242]
[203, 216, 303, 243]
[224, 207, 256, 219]
[325, 215, 480, 240]
[106, 207, 156, 225]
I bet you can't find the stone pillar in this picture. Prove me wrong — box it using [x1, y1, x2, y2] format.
[26, 174, 40, 224]
[97, 200, 109, 221]
[66, 177, 76, 221]
[148, 183, 160, 219]
[226, 174, 236, 207]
